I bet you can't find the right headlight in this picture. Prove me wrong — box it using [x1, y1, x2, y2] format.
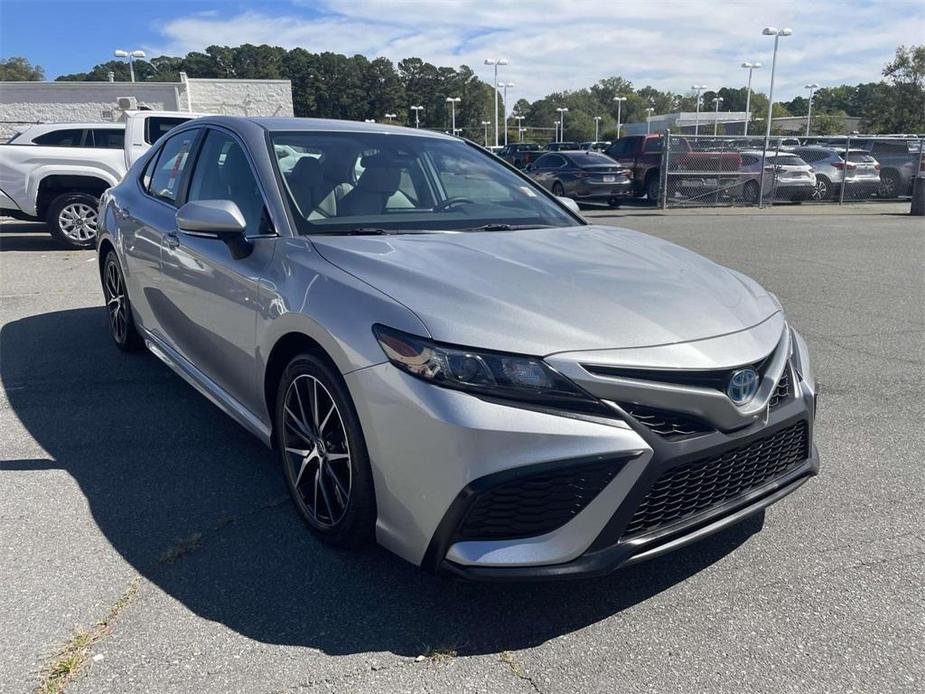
[372, 324, 610, 415]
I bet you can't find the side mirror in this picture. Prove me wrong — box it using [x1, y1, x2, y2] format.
[176, 200, 252, 259]
[557, 196, 581, 215]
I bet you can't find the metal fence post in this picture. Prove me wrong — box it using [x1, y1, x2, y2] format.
[660, 130, 670, 210]
[757, 144, 768, 209]
[838, 134, 851, 205]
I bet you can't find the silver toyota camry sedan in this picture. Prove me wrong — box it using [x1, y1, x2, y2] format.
[96, 117, 819, 580]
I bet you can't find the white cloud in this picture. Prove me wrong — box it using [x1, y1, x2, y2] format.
[149, 0, 925, 102]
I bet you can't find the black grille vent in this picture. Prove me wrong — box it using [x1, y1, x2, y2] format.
[458, 460, 624, 541]
[621, 404, 712, 440]
[768, 368, 792, 409]
[621, 421, 808, 539]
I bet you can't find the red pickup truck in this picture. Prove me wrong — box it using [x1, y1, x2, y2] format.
[605, 135, 742, 202]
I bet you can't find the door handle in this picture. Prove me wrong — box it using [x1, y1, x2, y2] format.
[164, 232, 180, 249]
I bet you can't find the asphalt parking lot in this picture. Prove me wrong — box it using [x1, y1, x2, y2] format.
[1, 203, 922, 693]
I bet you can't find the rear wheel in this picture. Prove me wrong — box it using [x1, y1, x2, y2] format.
[608, 197, 622, 208]
[743, 180, 760, 203]
[275, 354, 376, 547]
[645, 174, 660, 204]
[47, 192, 99, 249]
[811, 176, 833, 201]
[878, 170, 900, 198]
[101, 251, 142, 351]
[552, 182, 566, 197]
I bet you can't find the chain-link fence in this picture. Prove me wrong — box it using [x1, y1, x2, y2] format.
[657, 133, 924, 208]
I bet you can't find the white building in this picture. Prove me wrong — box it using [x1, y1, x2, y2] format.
[0, 74, 294, 139]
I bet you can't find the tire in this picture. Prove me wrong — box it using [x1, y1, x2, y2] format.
[552, 182, 566, 197]
[274, 353, 376, 548]
[645, 174, 660, 204]
[101, 251, 143, 352]
[46, 192, 100, 249]
[878, 170, 900, 199]
[811, 176, 833, 201]
[608, 197, 622, 209]
[743, 180, 760, 204]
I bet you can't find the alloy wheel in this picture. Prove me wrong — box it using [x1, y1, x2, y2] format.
[282, 374, 352, 527]
[58, 202, 98, 242]
[812, 179, 828, 200]
[103, 258, 128, 343]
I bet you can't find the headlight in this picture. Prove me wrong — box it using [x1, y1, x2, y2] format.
[373, 325, 610, 415]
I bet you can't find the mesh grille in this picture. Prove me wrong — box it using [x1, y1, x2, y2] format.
[768, 368, 792, 409]
[621, 403, 712, 439]
[622, 421, 808, 539]
[458, 460, 623, 540]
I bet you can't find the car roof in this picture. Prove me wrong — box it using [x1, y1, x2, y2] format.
[225, 116, 459, 141]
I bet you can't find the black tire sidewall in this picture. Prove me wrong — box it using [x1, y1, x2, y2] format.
[47, 192, 100, 249]
[646, 175, 660, 203]
[552, 182, 565, 196]
[102, 251, 143, 352]
[744, 181, 760, 202]
[274, 354, 376, 547]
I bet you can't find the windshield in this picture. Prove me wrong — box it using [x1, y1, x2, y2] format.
[271, 132, 576, 234]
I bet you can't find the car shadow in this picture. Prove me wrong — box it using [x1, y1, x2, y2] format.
[0, 220, 63, 252]
[1, 307, 763, 656]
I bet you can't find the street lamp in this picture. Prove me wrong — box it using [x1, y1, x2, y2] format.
[410, 105, 424, 128]
[804, 83, 820, 136]
[612, 96, 627, 138]
[740, 62, 762, 135]
[480, 120, 491, 147]
[445, 97, 461, 135]
[113, 49, 145, 83]
[497, 82, 514, 146]
[555, 107, 569, 143]
[646, 107, 655, 134]
[712, 96, 724, 136]
[384, 113, 397, 123]
[513, 115, 525, 142]
[691, 85, 707, 136]
[484, 58, 508, 147]
[759, 26, 793, 206]
[593, 116, 602, 142]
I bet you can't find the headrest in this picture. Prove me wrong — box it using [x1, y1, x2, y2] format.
[290, 156, 323, 186]
[356, 156, 401, 194]
[321, 149, 357, 183]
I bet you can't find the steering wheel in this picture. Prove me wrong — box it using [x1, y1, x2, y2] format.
[433, 197, 476, 212]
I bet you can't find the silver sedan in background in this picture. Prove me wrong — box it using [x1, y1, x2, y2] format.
[96, 117, 818, 580]
[526, 150, 632, 207]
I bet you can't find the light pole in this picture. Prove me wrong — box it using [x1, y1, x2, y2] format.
[445, 97, 460, 135]
[612, 96, 626, 138]
[384, 113, 397, 123]
[484, 58, 508, 147]
[555, 107, 569, 142]
[593, 116, 602, 142]
[804, 83, 820, 136]
[712, 96, 724, 136]
[691, 85, 707, 135]
[553, 121, 559, 142]
[646, 107, 655, 134]
[114, 49, 146, 82]
[513, 115, 525, 141]
[740, 62, 762, 135]
[481, 120, 491, 146]
[497, 82, 514, 145]
[410, 105, 423, 128]
[759, 26, 793, 206]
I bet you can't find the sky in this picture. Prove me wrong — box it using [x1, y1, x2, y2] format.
[1, 0, 923, 102]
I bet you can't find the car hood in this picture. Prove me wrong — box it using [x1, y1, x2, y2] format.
[311, 225, 781, 356]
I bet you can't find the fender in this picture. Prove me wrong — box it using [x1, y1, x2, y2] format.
[26, 162, 123, 216]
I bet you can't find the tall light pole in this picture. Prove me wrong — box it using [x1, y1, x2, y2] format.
[445, 97, 460, 135]
[555, 107, 569, 143]
[804, 83, 820, 136]
[484, 58, 508, 147]
[712, 96, 724, 136]
[410, 105, 423, 128]
[497, 82, 514, 145]
[553, 121, 559, 142]
[514, 115, 525, 141]
[114, 49, 145, 82]
[612, 96, 626, 138]
[481, 120, 491, 146]
[593, 116, 602, 142]
[759, 26, 793, 207]
[691, 85, 707, 135]
[646, 107, 655, 134]
[741, 62, 762, 135]
[384, 113, 397, 123]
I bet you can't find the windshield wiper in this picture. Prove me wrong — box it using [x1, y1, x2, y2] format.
[463, 223, 553, 232]
[327, 227, 392, 235]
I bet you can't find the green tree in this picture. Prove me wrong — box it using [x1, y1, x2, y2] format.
[0, 56, 44, 80]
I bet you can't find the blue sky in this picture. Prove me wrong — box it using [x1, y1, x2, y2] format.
[2, 0, 923, 101]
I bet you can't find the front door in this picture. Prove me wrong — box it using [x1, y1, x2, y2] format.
[158, 128, 276, 415]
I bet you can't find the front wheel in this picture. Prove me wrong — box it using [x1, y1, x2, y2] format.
[645, 175, 660, 204]
[275, 354, 376, 547]
[878, 170, 900, 198]
[812, 176, 833, 201]
[47, 192, 100, 249]
[552, 182, 566, 197]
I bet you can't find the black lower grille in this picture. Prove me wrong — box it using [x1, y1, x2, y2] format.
[621, 421, 808, 539]
[458, 460, 624, 540]
[769, 368, 792, 409]
[621, 403, 712, 439]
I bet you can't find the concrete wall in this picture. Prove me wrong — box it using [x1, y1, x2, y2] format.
[0, 78, 293, 139]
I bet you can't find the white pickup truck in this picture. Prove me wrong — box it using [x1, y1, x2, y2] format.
[0, 111, 197, 248]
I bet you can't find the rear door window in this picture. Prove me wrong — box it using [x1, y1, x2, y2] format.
[147, 129, 199, 204]
[33, 129, 87, 147]
[91, 129, 125, 149]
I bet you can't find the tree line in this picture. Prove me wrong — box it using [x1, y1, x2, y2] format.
[2, 44, 922, 140]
